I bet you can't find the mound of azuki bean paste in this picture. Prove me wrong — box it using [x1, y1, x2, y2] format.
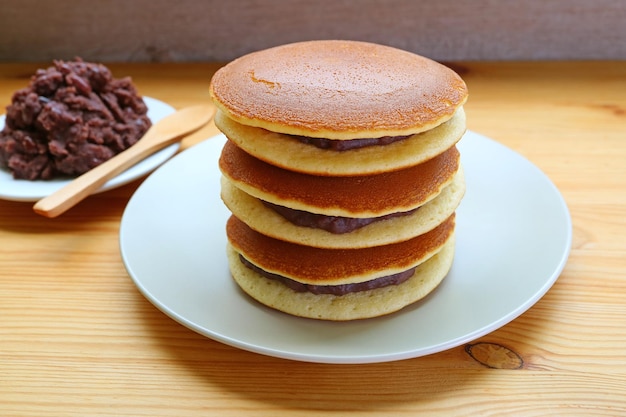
[0, 58, 151, 180]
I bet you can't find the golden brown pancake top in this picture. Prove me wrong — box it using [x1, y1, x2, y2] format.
[227, 214, 455, 284]
[219, 140, 460, 217]
[209, 40, 468, 139]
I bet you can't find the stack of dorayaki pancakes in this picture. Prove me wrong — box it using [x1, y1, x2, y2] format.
[209, 40, 468, 321]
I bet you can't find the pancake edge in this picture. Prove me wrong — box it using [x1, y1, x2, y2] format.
[215, 107, 466, 176]
[226, 233, 456, 321]
[220, 166, 465, 249]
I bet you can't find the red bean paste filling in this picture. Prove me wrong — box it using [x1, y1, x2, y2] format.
[293, 134, 412, 151]
[0, 58, 151, 180]
[263, 200, 419, 234]
[239, 254, 416, 295]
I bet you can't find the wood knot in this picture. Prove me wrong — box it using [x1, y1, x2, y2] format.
[465, 342, 524, 369]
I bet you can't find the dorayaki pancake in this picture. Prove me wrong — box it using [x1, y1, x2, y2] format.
[226, 214, 455, 286]
[226, 233, 456, 321]
[219, 140, 460, 217]
[209, 40, 468, 139]
[220, 167, 465, 249]
[214, 107, 466, 176]
[215, 108, 466, 176]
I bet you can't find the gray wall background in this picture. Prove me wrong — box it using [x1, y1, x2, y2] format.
[1, 0, 625, 62]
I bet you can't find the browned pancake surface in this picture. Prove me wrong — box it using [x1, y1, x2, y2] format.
[220, 167, 465, 249]
[209, 40, 468, 139]
[219, 140, 460, 217]
[227, 235, 456, 321]
[226, 214, 455, 285]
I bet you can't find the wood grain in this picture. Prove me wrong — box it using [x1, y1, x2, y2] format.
[2, 0, 626, 62]
[1, 61, 626, 416]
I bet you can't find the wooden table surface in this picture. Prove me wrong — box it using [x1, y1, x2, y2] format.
[1, 62, 625, 416]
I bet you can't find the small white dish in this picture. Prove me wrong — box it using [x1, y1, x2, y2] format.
[120, 132, 572, 364]
[0, 97, 178, 202]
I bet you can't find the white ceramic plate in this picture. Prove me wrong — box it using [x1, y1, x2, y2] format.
[0, 97, 178, 202]
[120, 132, 572, 364]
